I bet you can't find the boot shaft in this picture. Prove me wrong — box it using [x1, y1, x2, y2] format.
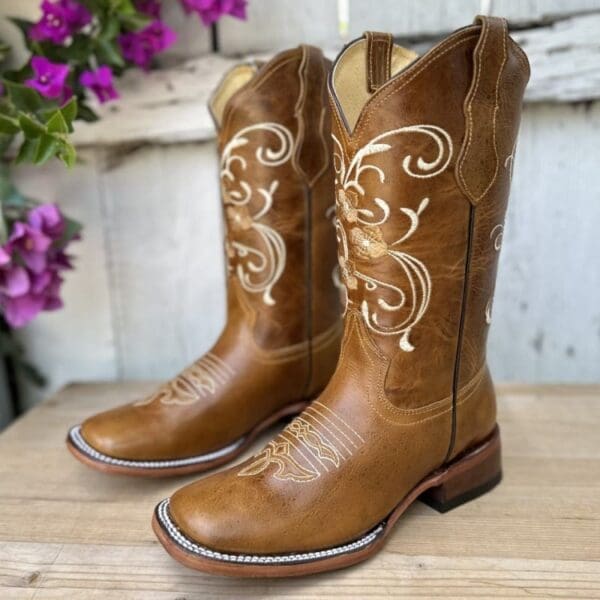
[209, 46, 340, 351]
[329, 18, 529, 416]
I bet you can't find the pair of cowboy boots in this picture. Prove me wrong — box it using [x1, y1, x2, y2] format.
[67, 16, 529, 577]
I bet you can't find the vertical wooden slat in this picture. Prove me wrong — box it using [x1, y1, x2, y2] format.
[218, 0, 340, 55]
[11, 150, 118, 410]
[98, 142, 226, 379]
[489, 102, 600, 382]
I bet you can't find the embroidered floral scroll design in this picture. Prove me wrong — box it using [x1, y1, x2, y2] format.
[332, 125, 453, 351]
[134, 353, 235, 406]
[221, 122, 294, 306]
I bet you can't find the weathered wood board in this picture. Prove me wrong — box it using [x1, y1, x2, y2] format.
[0, 383, 599, 598]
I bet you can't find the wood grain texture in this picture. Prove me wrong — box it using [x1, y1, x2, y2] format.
[488, 101, 600, 383]
[0, 383, 599, 598]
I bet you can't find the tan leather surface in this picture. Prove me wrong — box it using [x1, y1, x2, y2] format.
[168, 17, 529, 553]
[79, 46, 341, 461]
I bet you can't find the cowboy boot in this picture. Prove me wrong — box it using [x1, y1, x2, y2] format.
[152, 16, 529, 575]
[67, 45, 342, 476]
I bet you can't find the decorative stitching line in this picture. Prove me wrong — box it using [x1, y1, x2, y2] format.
[156, 499, 385, 565]
[457, 20, 507, 203]
[238, 402, 363, 483]
[313, 400, 365, 444]
[135, 352, 235, 407]
[353, 33, 479, 139]
[299, 413, 353, 458]
[305, 405, 360, 449]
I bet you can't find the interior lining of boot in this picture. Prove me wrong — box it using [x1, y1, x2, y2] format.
[210, 64, 258, 127]
[332, 39, 419, 132]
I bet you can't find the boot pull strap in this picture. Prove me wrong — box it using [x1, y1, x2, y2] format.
[456, 15, 508, 205]
[364, 31, 393, 93]
[293, 45, 329, 187]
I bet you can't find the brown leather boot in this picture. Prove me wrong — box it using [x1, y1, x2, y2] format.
[152, 16, 529, 575]
[67, 45, 342, 476]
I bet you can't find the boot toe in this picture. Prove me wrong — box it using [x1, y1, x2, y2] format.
[78, 405, 153, 460]
[167, 471, 270, 555]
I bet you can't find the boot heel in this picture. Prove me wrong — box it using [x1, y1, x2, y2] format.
[420, 428, 502, 513]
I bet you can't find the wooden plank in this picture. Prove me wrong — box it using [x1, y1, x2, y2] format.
[347, 0, 600, 38]
[488, 101, 600, 383]
[0, 383, 599, 598]
[97, 143, 226, 378]
[11, 151, 118, 410]
[514, 14, 600, 103]
[159, 1, 211, 64]
[70, 54, 239, 148]
[218, 0, 339, 55]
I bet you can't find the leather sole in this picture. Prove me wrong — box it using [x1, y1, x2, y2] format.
[65, 400, 310, 478]
[152, 425, 501, 576]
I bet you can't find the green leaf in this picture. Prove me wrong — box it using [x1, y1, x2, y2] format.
[15, 137, 40, 164]
[76, 103, 99, 122]
[96, 39, 125, 67]
[61, 97, 78, 129]
[34, 134, 60, 164]
[0, 114, 20, 135]
[18, 112, 46, 138]
[3, 80, 42, 112]
[0, 40, 11, 63]
[99, 16, 121, 41]
[57, 140, 77, 167]
[46, 110, 69, 134]
[118, 12, 152, 31]
[60, 216, 83, 245]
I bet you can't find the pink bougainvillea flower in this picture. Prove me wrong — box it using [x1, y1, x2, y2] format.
[2, 294, 47, 328]
[0, 203, 78, 328]
[0, 263, 30, 299]
[119, 20, 177, 70]
[180, 0, 247, 26]
[29, 0, 92, 44]
[135, 0, 162, 18]
[8, 222, 53, 274]
[28, 203, 66, 240]
[79, 66, 119, 104]
[25, 56, 70, 100]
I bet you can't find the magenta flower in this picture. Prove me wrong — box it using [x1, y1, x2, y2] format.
[28, 203, 65, 240]
[79, 66, 119, 104]
[25, 56, 70, 100]
[2, 295, 47, 328]
[0, 261, 30, 299]
[119, 20, 177, 70]
[135, 0, 162, 18]
[0, 203, 78, 328]
[180, 0, 247, 26]
[29, 0, 92, 44]
[8, 222, 53, 274]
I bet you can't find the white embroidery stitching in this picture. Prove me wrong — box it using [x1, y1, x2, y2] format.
[238, 404, 362, 482]
[332, 125, 453, 351]
[134, 352, 234, 406]
[221, 123, 294, 306]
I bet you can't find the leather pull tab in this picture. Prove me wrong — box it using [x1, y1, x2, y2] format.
[456, 15, 509, 205]
[365, 31, 393, 93]
[294, 45, 329, 187]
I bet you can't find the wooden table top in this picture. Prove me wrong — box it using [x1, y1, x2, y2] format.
[1, 382, 599, 599]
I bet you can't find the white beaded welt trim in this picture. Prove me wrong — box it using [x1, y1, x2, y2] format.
[156, 498, 385, 565]
[68, 426, 245, 469]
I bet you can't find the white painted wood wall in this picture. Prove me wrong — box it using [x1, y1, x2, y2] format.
[2, 1, 600, 409]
